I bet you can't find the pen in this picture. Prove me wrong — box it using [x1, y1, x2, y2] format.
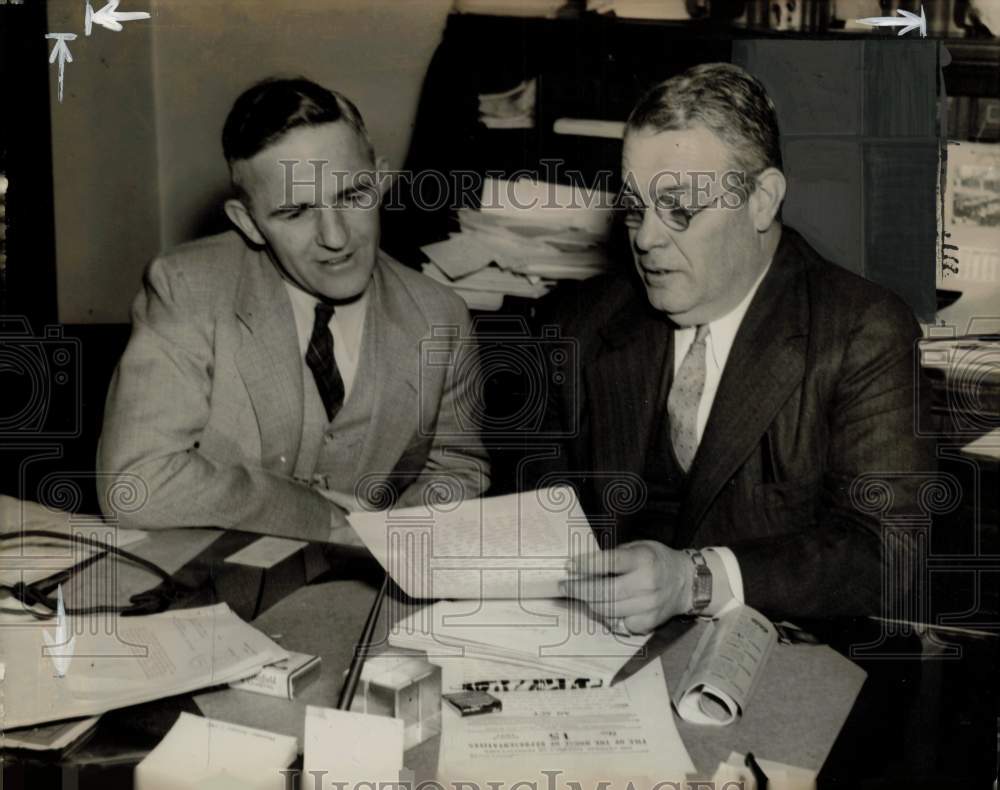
[337, 573, 388, 711]
[745, 752, 769, 790]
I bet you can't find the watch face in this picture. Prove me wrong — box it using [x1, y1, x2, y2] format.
[691, 556, 713, 612]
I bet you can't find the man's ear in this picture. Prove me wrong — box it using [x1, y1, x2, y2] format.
[224, 197, 266, 246]
[749, 167, 786, 232]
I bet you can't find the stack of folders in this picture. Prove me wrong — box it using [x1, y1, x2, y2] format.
[389, 598, 650, 688]
[420, 177, 614, 310]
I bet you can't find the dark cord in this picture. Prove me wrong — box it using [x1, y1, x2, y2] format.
[0, 529, 187, 617]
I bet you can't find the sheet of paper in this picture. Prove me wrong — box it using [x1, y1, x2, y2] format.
[1, 603, 287, 729]
[961, 426, 1000, 461]
[674, 605, 777, 726]
[134, 712, 297, 790]
[421, 235, 495, 279]
[224, 536, 307, 569]
[348, 487, 599, 599]
[437, 661, 694, 789]
[391, 598, 649, 685]
[303, 706, 404, 785]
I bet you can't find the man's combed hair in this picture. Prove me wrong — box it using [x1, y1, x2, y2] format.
[221, 76, 373, 164]
[626, 63, 782, 177]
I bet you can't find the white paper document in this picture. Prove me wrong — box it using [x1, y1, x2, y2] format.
[1, 603, 287, 729]
[348, 487, 601, 599]
[674, 605, 777, 726]
[303, 706, 404, 785]
[421, 235, 495, 280]
[224, 536, 307, 569]
[390, 598, 650, 685]
[437, 661, 694, 789]
[134, 712, 297, 790]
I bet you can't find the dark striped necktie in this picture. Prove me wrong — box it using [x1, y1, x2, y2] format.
[305, 301, 345, 423]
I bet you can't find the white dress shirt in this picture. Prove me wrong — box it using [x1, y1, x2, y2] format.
[672, 261, 773, 614]
[672, 261, 772, 445]
[283, 281, 369, 402]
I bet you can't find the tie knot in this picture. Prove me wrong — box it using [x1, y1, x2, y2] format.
[693, 324, 710, 344]
[314, 301, 336, 325]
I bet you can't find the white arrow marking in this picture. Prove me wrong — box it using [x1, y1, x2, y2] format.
[85, 0, 150, 35]
[45, 33, 77, 103]
[41, 584, 76, 677]
[856, 6, 926, 37]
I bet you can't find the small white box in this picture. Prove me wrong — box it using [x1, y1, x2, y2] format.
[348, 655, 441, 750]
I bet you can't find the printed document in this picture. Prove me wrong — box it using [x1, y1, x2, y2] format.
[2, 603, 286, 729]
[348, 487, 600, 599]
[437, 661, 694, 788]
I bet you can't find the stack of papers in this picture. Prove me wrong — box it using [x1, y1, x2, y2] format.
[421, 178, 614, 310]
[2, 603, 287, 729]
[390, 598, 650, 686]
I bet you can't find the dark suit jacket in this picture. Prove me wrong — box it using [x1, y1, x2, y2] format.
[524, 227, 936, 620]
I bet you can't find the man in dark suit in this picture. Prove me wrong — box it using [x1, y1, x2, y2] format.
[530, 63, 935, 630]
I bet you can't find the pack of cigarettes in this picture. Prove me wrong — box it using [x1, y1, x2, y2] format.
[229, 651, 321, 700]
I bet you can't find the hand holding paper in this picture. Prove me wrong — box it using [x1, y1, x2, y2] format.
[561, 540, 694, 633]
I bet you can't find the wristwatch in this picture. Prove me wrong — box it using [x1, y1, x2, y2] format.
[685, 549, 713, 616]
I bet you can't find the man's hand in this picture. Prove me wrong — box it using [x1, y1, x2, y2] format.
[560, 541, 694, 634]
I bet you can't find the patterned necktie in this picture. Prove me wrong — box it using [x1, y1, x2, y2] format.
[668, 324, 710, 473]
[305, 301, 345, 423]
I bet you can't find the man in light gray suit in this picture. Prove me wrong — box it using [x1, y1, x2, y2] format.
[98, 78, 489, 543]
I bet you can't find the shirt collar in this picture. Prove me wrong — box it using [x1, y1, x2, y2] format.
[282, 279, 370, 355]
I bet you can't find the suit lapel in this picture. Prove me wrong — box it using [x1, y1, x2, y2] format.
[357, 258, 423, 477]
[233, 248, 304, 468]
[585, 288, 673, 484]
[676, 235, 809, 545]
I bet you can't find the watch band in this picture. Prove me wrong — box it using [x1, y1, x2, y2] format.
[685, 549, 713, 615]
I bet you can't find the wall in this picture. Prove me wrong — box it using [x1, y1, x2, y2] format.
[49, 0, 452, 323]
[47, 0, 161, 324]
[150, 0, 453, 251]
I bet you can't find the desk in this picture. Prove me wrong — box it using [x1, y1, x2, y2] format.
[2, 527, 994, 788]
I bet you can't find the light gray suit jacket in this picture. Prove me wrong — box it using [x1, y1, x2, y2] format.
[97, 231, 489, 541]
